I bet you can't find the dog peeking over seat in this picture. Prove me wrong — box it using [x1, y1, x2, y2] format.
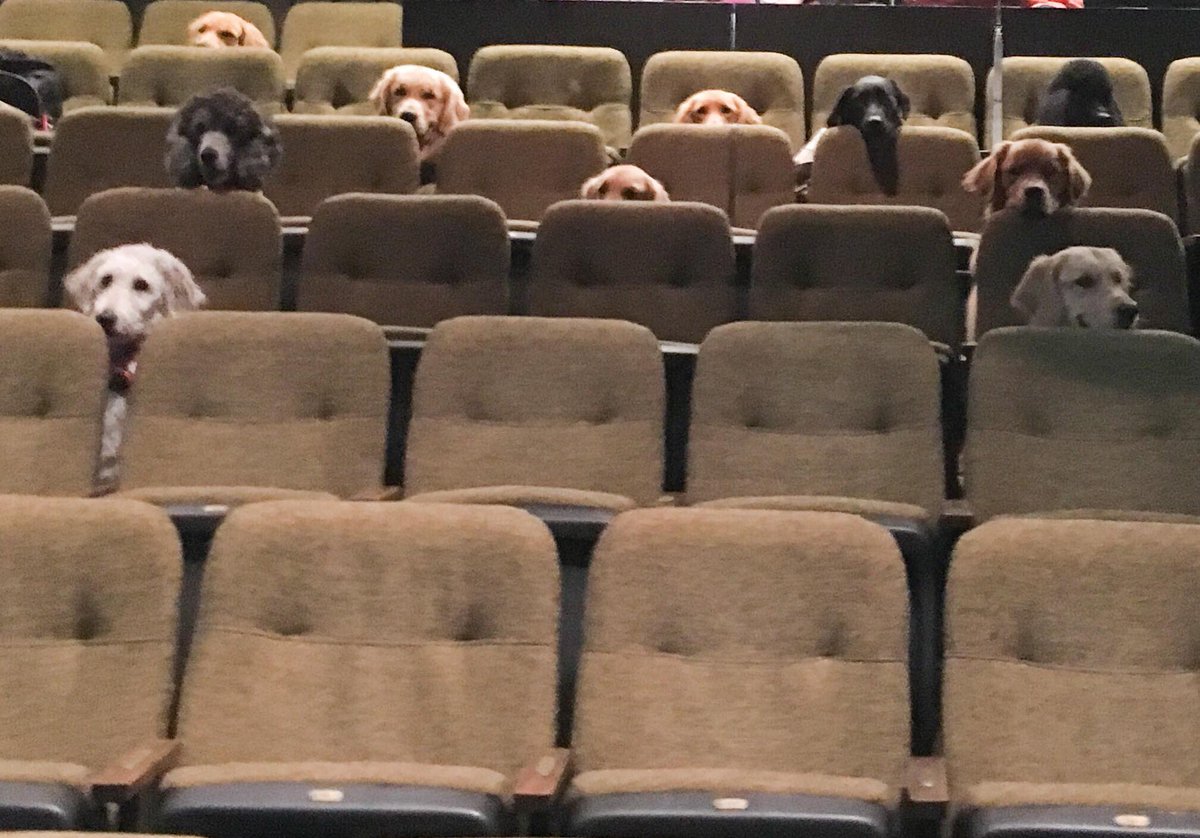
[1036, 59, 1124, 128]
[963, 138, 1091, 218]
[673, 90, 762, 126]
[166, 88, 282, 191]
[1013, 246, 1138, 328]
[63, 244, 207, 490]
[581, 165, 669, 202]
[187, 11, 271, 49]
[369, 65, 469, 163]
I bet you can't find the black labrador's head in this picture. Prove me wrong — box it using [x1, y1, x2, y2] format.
[827, 75, 910, 140]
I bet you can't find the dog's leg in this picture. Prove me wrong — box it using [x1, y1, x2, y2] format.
[96, 391, 125, 492]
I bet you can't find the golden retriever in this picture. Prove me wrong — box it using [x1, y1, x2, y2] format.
[369, 65, 469, 161]
[673, 89, 762, 126]
[962, 138, 1091, 218]
[188, 11, 270, 48]
[1012, 246, 1138, 329]
[581, 165, 669, 202]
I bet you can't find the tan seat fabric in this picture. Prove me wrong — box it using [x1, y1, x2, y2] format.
[118, 46, 284, 112]
[0, 40, 112, 112]
[279, 2, 402, 83]
[0, 104, 31, 186]
[0, 0, 131, 74]
[1162, 58, 1200, 161]
[0, 186, 50, 307]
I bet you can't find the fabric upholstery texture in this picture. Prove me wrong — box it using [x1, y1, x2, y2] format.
[0, 39, 112, 112]
[404, 485, 639, 512]
[168, 500, 558, 789]
[405, 316, 664, 507]
[639, 50, 806, 152]
[117, 486, 337, 506]
[812, 53, 976, 137]
[945, 517, 1200, 808]
[0, 310, 106, 495]
[0, 105, 31, 186]
[292, 47, 459, 114]
[279, 2, 402, 82]
[264, 115, 419, 220]
[965, 327, 1200, 521]
[686, 322, 944, 522]
[137, 0, 277, 47]
[750, 205, 963, 346]
[118, 46, 285, 111]
[299, 193, 508, 326]
[570, 508, 909, 800]
[117, 312, 389, 498]
[69, 187, 282, 311]
[0, 186, 50, 307]
[0, 0, 131, 74]
[807, 125, 984, 232]
[528, 200, 737, 343]
[1163, 58, 1200, 161]
[467, 45, 632, 150]
[697, 495, 930, 522]
[973, 207, 1189, 336]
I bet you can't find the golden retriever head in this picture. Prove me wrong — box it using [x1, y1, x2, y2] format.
[369, 65, 468, 153]
[673, 89, 762, 126]
[580, 165, 669, 202]
[963, 138, 1091, 217]
[188, 11, 270, 48]
[1012, 246, 1138, 329]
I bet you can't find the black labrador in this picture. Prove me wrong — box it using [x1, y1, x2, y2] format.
[826, 75, 911, 195]
[1036, 59, 1124, 128]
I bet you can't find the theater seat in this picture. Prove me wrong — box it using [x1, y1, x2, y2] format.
[137, 0, 276, 48]
[0, 186, 50, 306]
[117, 46, 285, 112]
[292, 46, 458, 115]
[0, 40, 112, 112]
[0, 0, 131, 75]
[279, 2, 402, 84]
[0, 105, 31, 186]
[1162, 58, 1200, 161]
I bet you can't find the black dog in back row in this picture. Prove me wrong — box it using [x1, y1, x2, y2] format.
[166, 88, 282, 191]
[827, 75, 911, 195]
[1036, 59, 1124, 128]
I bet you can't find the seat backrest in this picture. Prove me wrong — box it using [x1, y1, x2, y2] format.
[436, 119, 608, 222]
[120, 312, 389, 497]
[70, 186, 281, 310]
[0, 310, 106, 495]
[750, 204, 963, 346]
[406, 316, 665, 505]
[574, 507, 908, 786]
[639, 50, 806, 152]
[0, 186, 50, 307]
[0, 102, 32, 186]
[0, 0, 131, 74]
[812, 53, 976, 139]
[263, 115, 419, 220]
[0, 495, 179, 768]
[468, 45, 632, 151]
[986, 57, 1153, 146]
[973, 207, 1189, 337]
[118, 45, 285, 112]
[0, 39, 113, 111]
[528, 200, 736, 343]
[299, 193, 509, 327]
[43, 107, 176, 217]
[1162, 58, 1200, 161]
[807, 125, 984, 233]
[292, 46, 458, 115]
[965, 327, 1200, 521]
[1011, 126, 1178, 222]
[138, 0, 277, 47]
[945, 516, 1200, 799]
[688, 322, 944, 518]
[279, 1, 402, 82]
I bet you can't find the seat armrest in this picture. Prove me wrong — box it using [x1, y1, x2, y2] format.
[352, 486, 404, 501]
[512, 748, 572, 813]
[904, 756, 949, 816]
[939, 500, 975, 536]
[91, 739, 180, 804]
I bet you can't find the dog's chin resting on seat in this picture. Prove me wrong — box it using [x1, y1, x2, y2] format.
[63, 243, 207, 491]
[166, 88, 282, 191]
[1012, 246, 1139, 329]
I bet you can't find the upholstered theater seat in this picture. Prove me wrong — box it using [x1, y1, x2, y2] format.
[1162, 57, 1200, 161]
[0, 105, 32, 186]
[0, 40, 112, 112]
[117, 46, 285, 112]
[137, 0, 276, 48]
[0, 187, 50, 307]
[292, 47, 458, 115]
[0, 0, 131, 74]
[279, 2, 402, 84]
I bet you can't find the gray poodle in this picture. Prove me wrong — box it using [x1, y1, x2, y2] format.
[165, 88, 282, 190]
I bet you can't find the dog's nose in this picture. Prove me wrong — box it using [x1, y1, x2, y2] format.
[399, 112, 418, 125]
[1024, 186, 1045, 201]
[95, 313, 116, 334]
[862, 115, 885, 134]
[1116, 302, 1139, 329]
[200, 147, 218, 166]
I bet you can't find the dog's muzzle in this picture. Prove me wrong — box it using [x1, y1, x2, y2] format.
[1115, 302, 1139, 329]
[197, 130, 232, 177]
[1021, 186, 1048, 217]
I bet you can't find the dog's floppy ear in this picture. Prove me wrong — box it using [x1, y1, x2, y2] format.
[1057, 142, 1091, 204]
[646, 172, 670, 201]
[1012, 253, 1066, 326]
[734, 94, 762, 125]
[673, 94, 698, 124]
[890, 79, 911, 121]
[62, 251, 105, 315]
[962, 141, 1007, 198]
[239, 19, 269, 48]
[580, 170, 607, 199]
[826, 86, 856, 127]
[437, 72, 469, 135]
[151, 248, 206, 313]
[368, 70, 394, 116]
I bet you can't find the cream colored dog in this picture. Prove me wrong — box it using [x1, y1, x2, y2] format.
[369, 65, 469, 161]
[673, 89, 762, 125]
[1012, 246, 1138, 328]
[188, 11, 270, 48]
[581, 165, 669, 202]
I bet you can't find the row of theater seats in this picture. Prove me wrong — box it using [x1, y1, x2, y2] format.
[6, 493, 1196, 838]
[1, 185, 1192, 345]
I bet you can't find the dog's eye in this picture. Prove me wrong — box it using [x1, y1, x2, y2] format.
[133, 278, 150, 292]
[197, 24, 208, 32]
[219, 30, 234, 39]
[1075, 275, 1097, 289]
[99, 275, 112, 289]
[421, 90, 437, 100]
[720, 105, 732, 114]
[598, 182, 609, 196]
[622, 187, 639, 200]
[393, 85, 406, 98]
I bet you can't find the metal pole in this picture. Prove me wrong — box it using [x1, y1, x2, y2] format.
[989, 0, 1004, 148]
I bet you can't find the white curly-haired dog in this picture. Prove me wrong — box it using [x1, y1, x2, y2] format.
[64, 243, 207, 490]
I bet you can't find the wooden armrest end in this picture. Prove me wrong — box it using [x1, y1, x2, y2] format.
[512, 748, 572, 813]
[351, 486, 404, 502]
[904, 756, 949, 810]
[91, 739, 180, 804]
[939, 500, 975, 534]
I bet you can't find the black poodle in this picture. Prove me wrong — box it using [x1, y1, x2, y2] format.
[165, 88, 282, 190]
[1036, 60, 1124, 128]
[827, 75, 911, 195]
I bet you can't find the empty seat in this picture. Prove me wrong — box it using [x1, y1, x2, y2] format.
[639, 50, 806, 152]
[528, 200, 737, 343]
[137, 0, 276, 47]
[628, 123, 794, 229]
[264, 115, 419, 222]
[566, 507, 909, 838]
[69, 187, 282, 310]
[436, 120, 608, 223]
[750, 205, 963, 346]
[1163, 58, 1200, 161]
[114, 312, 389, 505]
[0, 186, 50, 306]
[1185, 132, 1200, 235]
[42, 107, 175, 217]
[807, 125, 984, 232]
[0, 310, 106, 496]
[279, 1, 402, 83]
[292, 46, 458, 115]
[944, 516, 1200, 838]
[813, 53, 976, 138]
[405, 316, 664, 511]
[118, 46, 284, 112]
[298, 193, 509, 326]
[964, 327, 1200, 522]
[467, 45, 632, 151]
[0, 494, 179, 829]
[0, 0, 131, 75]
[155, 500, 558, 837]
[0, 103, 32, 185]
[0, 39, 112, 112]
[972, 207, 1189, 337]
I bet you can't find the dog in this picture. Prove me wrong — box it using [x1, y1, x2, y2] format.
[962, 138, 1091, 218]
[673, 89, 762, 126]
[166, 88, 282, 190]
[1012, 246, 1138, 328]
[369, 65, 469, 163]
[581, 165, 669, 202]
[187, 11, 270, 49]
[1036, 60, 1124, 128]
[63, 244, 207, 490]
